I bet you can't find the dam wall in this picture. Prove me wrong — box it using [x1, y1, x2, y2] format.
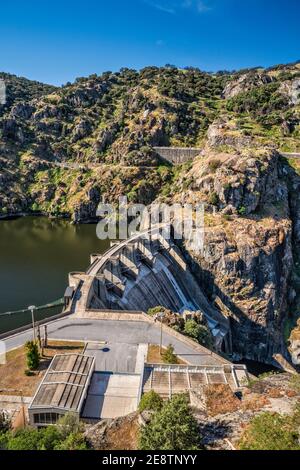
[152, 147, 300, 166]
[153, 146, 202, 165]
[69, 227, 231, 353]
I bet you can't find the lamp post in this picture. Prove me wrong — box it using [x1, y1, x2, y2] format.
[28, 305, 36, 342]
[157, 312, 165, 355]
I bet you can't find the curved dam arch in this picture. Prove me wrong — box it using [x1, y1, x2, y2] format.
[68, 226, 231, 353]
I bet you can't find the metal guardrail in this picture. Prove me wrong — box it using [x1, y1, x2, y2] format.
[0, 298, 64, 317]
[0, 309, 71, 341]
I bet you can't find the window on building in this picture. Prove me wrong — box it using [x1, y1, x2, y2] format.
[33, 412, 61, 425]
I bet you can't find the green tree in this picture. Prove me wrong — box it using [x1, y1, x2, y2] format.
[57, 412, 82, 440]
[139, 391, 163, 412]
[162, 344, 178, 364]
[239, 412, 300, 450]
[184, 320, 213, 349]
[25, 341, 40, 370]
[208, 192, 219, 206]
[184, 320, 201, 340]
[139, 394, 201, 450]
[39, 425, 61, 450]
[4, 412, 88, 451]
[7, 428, 41, 450]
[147, 306, 169, 317]
[0, 431, 9, 450]
[54, 432, 88, 450]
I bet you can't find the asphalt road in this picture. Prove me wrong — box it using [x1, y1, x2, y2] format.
[2, 317, 221, 366]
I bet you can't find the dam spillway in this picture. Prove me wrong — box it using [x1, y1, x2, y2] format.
[68, 228, 231, 352]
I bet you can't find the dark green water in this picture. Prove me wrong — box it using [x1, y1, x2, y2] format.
[0, 217, 110, 334]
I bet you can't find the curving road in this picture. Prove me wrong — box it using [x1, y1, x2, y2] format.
[2, 316, 225, 368]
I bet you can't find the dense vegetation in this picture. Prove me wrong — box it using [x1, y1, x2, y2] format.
[183, 319, 213, 349]
[239, 404, 300, 450]
[227, 82, 290, 126]
[161, 344, 179, 364]
[139, 394, 201, 450]
[139, 390, 163, 413]
[0, 413, 88, 451]
[0, 72, 56, 116]
[0, 62, 299, 219]
[25, 340, 40, 371]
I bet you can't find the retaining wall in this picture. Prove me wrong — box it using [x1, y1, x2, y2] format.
[153, 146, 201, 165]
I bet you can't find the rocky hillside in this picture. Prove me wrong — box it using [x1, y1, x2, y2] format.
[83, 373, 300, 450]
[0, 62, 300, 221]
[170, 148, 294, 363]
[1, 61, 300, 365]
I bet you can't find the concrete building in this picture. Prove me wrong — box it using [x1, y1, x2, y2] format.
[28, 354, 95, 428]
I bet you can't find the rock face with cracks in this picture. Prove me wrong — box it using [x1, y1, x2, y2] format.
[171, 149, 294, 363]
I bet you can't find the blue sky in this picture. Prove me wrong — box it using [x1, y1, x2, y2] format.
[1, 0, 299, 85]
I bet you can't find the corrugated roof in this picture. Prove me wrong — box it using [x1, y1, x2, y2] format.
[29, 354, 94, 412]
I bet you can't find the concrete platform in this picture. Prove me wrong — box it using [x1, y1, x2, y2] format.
[81, 372, 140, 420]
[84, 342, 139, 373]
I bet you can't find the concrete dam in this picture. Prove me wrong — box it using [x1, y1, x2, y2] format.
[68, 227, 231, 353]
[153, 146, 202, 165]
[153, 147, 300, 166]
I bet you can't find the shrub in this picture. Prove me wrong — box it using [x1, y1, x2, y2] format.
[208, 159, 221, 173]
[239, 412, 300, 450]
[183, 320, 213, 349]
[31, 202, 39, 212]
[209, 192, 219, 206]
[162, 344, 178, 364]
[290, 374, 300, 393]
[238, 206, 246, 216]
[0, 431, 9, 450]
[7, 428, 42, 450]
[56, 412, 82, 440]
[139, 394, 201, 450]
[25, 341, 40, 371]
[147, 306, 166, 317]
[226, 82, 289, 118]
[39, 425, 61, 450]
[139, 391, 163, 412]
[2, 412, 88, 451]
[54, 432, 88, 450]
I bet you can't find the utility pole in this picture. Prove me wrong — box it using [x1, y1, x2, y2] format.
[44, 324, 48, 348]
[37, 324, 41, 347]
[28, 305, 36, 342]
[37, 324, 43, 355]
[158, 312, 165, 355]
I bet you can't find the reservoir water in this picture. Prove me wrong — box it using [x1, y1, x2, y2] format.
[0, 216, 110, 334]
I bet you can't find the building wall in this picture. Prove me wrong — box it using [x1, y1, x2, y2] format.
[29, 409, 67, 428]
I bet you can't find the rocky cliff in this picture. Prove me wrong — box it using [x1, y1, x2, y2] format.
[1, 62, 300, 221]
[168, 148, 294, 363]
[1, 62, 300, 364]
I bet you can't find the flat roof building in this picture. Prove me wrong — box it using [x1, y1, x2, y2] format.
[28, 353, 95, 428]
